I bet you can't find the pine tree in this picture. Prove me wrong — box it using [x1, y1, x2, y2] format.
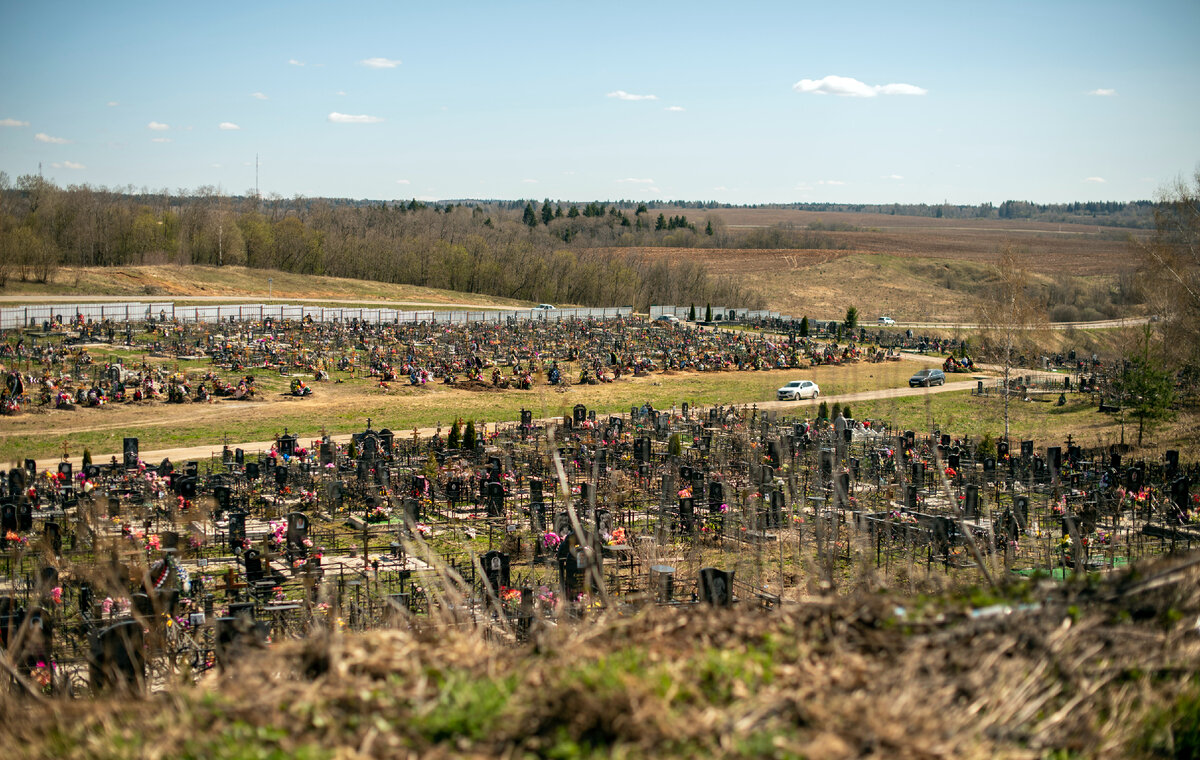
[845, 305, 859, 330]
[1118, 326, 1177, 446]
[522, 203, 537, 228]
[800, 316, 809, 337]
[817, 400, 829, 420]
[705, 304, 713, 322]
[705, 220, 713, 236]
[464, 419, 477, 450]
[448, 418, 461, 449]
[567, 205, 580, 218]
[541, 198, 554, 225]
[841, 405, 851, 420]
[655, 213, 666, 231]
[689, 304, 696, 321]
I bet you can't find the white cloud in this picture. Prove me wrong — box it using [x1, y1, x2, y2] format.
[665, 105, 685, 112]
[50, 161, 85, 170]
[607, 90, 658, 101]
[219, 122, 241, 130]
[396, 179, 410, 185]
[1, 118, 29, 127]
[1089, 88, 1116, 96]
[335, 90, 347, 96]
[617, 178, 655, 184]
[522, 179, 538, 184]
[251, 92, 268, 100]
[35, 132, 70, 144]
[148, 121, 169, 131]
[883, 174, 904, 180]
[106, 101, 118, 107]
[713, 186, 729, 192]
[818, 180, 847, 186]
[328, 112, 383, 124]
[1084, 176, 1106, 183]
[288, 58, 305, 66]
[361, 57, 402, 69]
[151, 137, 172, 143]
[793, 75, 927, 97]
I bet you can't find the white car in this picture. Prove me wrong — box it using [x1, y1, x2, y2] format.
[654, 314, 681, 324]
[777, 380, 820, 401]
[878, 316, 896, 325]
[533, 304, 555, 311]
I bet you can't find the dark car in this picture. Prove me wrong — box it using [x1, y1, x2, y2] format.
[909, 368, 946, 387]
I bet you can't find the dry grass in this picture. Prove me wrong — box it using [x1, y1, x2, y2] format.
[0, 265, 527, 308]
[4, 550, 1199, 759]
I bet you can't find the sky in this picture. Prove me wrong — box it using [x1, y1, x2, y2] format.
[1, 0, 1197, 206]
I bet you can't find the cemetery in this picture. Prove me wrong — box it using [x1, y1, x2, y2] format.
[1, 308, 1197, 757]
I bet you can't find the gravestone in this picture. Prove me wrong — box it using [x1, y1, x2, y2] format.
[1013, 495, 1030, 530]
[595, 508, 613, 537]
[44, 522, 62, 555]
[214, 616, 268, 670]
[769, 489, 785, 528]
[650, 565, 674, 603]
[698, 567, 735, 607]
[635, 437, 651, 463]
[243, 549, 264, 585]
[486, 481, 505, 518]
[286, 512, 309, 558]
[278, 433, 297, 458]
[245, 462, 260, 480]
[964, 484, 980, 518]
[481, 550, 511, 593]
[90, 620, 145, 692]
[678, 497, 695, 533]
[553, 511, 572, 538]
[228, 512, 250, 553]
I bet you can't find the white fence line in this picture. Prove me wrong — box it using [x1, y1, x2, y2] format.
[1, 303, 634, 330]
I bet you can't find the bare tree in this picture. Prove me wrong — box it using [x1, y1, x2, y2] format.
[975, 244, 1047, 439]
[1137, 168, 1200, 374]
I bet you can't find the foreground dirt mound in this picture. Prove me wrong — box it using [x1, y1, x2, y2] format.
[4, 553, 1200, 759]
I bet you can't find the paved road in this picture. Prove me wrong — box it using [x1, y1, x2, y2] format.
[33, 378, 989, 471]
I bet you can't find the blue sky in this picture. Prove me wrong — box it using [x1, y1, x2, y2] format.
[1, 0, 1197, 205]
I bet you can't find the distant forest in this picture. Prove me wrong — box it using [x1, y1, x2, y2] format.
[0, 176, 770, 310]
[0, 172, 1155, 308]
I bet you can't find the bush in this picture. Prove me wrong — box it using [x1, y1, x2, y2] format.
[817, 400, 829, 421]
[841, 405, 851, 419]
[668, 433, 683, 458]
[977, 432, 996, 460]
[464, 419, 477, 450]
